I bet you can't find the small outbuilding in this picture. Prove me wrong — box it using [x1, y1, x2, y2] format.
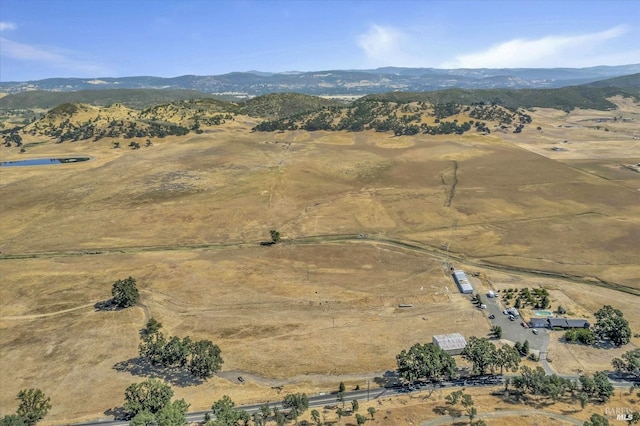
[452, 270, 473, 294]
[433, 333, 468, 355]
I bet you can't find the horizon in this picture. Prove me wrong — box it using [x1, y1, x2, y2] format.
[1, 0, 639, 82]
[2, 62, 639, 84]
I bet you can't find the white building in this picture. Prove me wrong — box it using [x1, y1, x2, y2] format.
[433, 333, 467, 355]
[452, 270, 473, 294]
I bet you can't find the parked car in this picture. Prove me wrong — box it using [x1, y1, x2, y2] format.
[509, 315, 515, 321]
[503, 310, 509, 315]
[489, 314, 495, 319]
[532, 329, 539, 335]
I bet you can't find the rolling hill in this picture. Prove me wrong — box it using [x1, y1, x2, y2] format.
[1, 64, 639, 96]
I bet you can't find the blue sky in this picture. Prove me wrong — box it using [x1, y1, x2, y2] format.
[1, 0, 639, 81]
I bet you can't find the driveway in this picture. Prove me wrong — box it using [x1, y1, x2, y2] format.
[481, 293, 550, 355]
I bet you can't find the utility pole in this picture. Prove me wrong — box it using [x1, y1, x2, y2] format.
[367, 379, 370, 401]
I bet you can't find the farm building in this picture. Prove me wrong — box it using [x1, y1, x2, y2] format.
[548, 318, 590, 329]
[433, 333, 467, 355]
[529, 318, 550, 329]
[452, 270, 473, 294]
[528, 318, 590, 329]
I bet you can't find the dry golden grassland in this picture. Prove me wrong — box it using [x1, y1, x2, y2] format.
[0, 99, 639, 423]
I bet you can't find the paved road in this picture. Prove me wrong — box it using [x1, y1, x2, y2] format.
[421, 409, 584, 426]
[75, 374, 636, 426]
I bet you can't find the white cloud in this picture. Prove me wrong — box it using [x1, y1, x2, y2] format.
[358, 25, 403, 59]
[0, 37, 108, 76]
[443, 26, 632, 68]
[356, 24, 420, 67]
[0, 21, 17, 31]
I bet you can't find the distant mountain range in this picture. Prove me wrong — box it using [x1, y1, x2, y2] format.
[2, 64, 639, 97]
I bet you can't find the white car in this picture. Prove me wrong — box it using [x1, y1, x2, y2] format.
[532, 329, 539, 335]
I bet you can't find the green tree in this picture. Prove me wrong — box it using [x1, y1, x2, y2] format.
[0, 415, 27, 426]
[155, 399, 189, 425]
[270, 229, 281, 244]
[593, 371, 614, 402]
[282, 393, 309, 424]
[578, 392, 588, 410]
[16, 389, 51, 426]
[129, 411, 157, 426]
[139, 329, 167, 366]
[338, 381, 346, 393]
[351, 399, 359, 412]
[112, 276, 139, 308]
[188, 339, 223, 379]
[583, 413, 610, 426]
[161, 336, 192, 368]
[123, 379, 173, 418]
[259, 403, 271, 421]
[611, 348, 640, 378]
[495, 344, 520, 374]
[144, 318, 163, 335]
[355, 413, 367, 425]
[396, 342, 457, 383]
[461, 337, 497, 375]
[627, 411, 640, 426]
[491, 325, 502, 339]
[367, 407, 376, 420]
[209, 395, 247, 426]
[593, 305, 631, 346]
[310, 409, 321, 426]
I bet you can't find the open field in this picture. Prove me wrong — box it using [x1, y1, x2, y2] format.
[1, 99, 639, 423]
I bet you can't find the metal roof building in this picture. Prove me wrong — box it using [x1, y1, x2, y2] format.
[548, 318, 590, 329]
[528, 318, 590, 329]
[433, 333, 468, 355]
[452, 270, 473, 294]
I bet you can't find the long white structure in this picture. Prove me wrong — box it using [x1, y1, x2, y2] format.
[452, 270, 473, 294]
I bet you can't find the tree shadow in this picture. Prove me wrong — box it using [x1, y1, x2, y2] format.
[432, 405, 448, 415]
[592, 340, 620, 350]
[104, 406, 128, 421]
[94, 299, 122, 312]
[113, 357, 204, 387]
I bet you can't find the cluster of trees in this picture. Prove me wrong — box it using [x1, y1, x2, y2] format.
[444, 390, 485, 425]
[122, 379, 189, 424]
[611, 348, 640, 378]
[508, 366, 614, 404]
[395, 343, 457, 383]
[593, 305, 632, 346]
[462, 337, 521, 376]
[564, 328, 596, 345]
[469, 104, 514, 125]
[432, 103, 461, 119]
[254, 100, 480, 137]
[206, 393, 309, 426]
[138, 318, 223, 380]
[1, 131, 23, 147]
[396, 338, 526, 383]
[29, 118, 191, 143]
[0, 389, 51, 426]
[502, 287, 550, 310]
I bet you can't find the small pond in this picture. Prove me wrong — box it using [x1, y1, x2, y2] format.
[534, 310, 554, 317]
[0, 157, 91, 167]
